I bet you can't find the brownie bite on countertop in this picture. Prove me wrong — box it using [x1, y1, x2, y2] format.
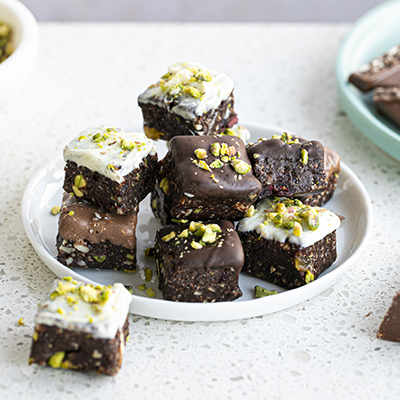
[29, 278, 132, 376]
[246, 132, 326, 200]
[237, 197, 341, 289]
[349, 45, 400, 92]
[153, 135, 262, 223]
[63, 126, 158, 215]
[155, 220, 244, 302]
[138, 61, 238, 141]
[377, 291, 400, 343]
[56, 193, 137, 272]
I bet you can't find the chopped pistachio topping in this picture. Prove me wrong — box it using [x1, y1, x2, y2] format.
[194, 148, 207, 159]
[210, 159, 224, 169]
[189, 221, 202, 232]
[74, 174, 86, 189]
[305, 270, 315, 284]
[210, 142, 221, 157]
[146, 288, 156, 298]
[184, 86, 202, 98]
[68, 211, 75, 216]
[220, 143, 228, 156]
[162, 231, 176, 242]
[151, 198, 157, 210]
[254, 285, 278, 298]
[159, 177, 169, 194]
[171, 218, 189, 224]
[231, 159, 251, 174]
[145, 268, 153, 282]
[48, 351, 65, 368]
[197, 160, 212, 172]
[72, 185, 84, 198]
[138, 284, 146, 291]
[271, 132, 300, 145]
[51, 206, 61, 215]
[126, 253, 135, 260]
[253, 153, 261, 159]
[178, 229, 189, 238]
[244, 205, 255, 218]
[191, 240, 203, 249]
[301, 149, 309, 165]
[226, 146, 237, 156]
[120, 138, 136, 151]
[93, 255, 106, 263]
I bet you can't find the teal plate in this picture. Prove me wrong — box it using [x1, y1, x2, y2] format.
[336, 0, 400, 162]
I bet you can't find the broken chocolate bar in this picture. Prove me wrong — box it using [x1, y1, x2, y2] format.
[377, 292, 400, 343]
[374, 86, 400, 128]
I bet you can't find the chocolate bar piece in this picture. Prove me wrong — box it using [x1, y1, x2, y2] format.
[237, 197, 341, 289]
[155, 220, 244, 302]
[63, 126, 158, 215]
[377, 292, 400, 342]
[246, 133, 326, 200]
[155, 135, 262, 222]
[29, 278, 132, 376]
[297, 147, 341, 207]
[349, 45, 400, 92]
[374, 86, 400, 128]
[138, 61, 238, 141]
[56, 193, 137, 272]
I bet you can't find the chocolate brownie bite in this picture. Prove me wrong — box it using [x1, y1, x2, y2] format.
[373, 86, 400, 128]
[138, 61, 238, 141]
[155, 135, 262, 222]
[155, 220, 244, 302]
[56, 193, 137, 272]
[237, 197, 341, 289]
[349, 45, 400, 92]
[29, 278, 132, 376]
[297, 146, 341, 207]
[246, 132, 327, 200]
[377, 292, 400, 343]
[63, 126, 157, 215]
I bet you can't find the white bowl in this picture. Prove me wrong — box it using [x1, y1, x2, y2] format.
[0, 0, 38, 107]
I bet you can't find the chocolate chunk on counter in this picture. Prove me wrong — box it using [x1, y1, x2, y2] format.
[246, 133, 326, 200]
[155, 220, 244, 302]
[297, 147, 341, 207]
[138, 61, 238, 141]
[374, 86, 400, 128]
[56, 193, 137, 272]
[377, 292, 400, 343]
[156, 135, 262, 222]
[349, 45, 400, 92]
[29, 279, 132, 376]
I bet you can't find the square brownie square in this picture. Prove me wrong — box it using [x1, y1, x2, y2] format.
[246, 133, 327, 200]
[63, 126, 158, 215]
[56, 193, 137, 272]
[29, 278, 132, 376]
[155, 135, 262, 222]
[155, 220, 244, 302]
[237, 197, 341, 289]
[138, 61, 238, 141]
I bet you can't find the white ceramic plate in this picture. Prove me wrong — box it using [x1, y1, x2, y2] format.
[336, 0, 400, 161]
[21, 123, 373, 321]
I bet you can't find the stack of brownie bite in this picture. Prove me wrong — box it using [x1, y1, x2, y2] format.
[349, 44, 400, 128]
[137, 61, 342, 302]
[57, 125, 158, 273]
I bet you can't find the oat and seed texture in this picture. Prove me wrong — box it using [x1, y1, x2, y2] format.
[155, 220, 244, 302]
[29, 278, 132, 376]
[63, 126, 157, 214]
[237, 197, 341, 289]
[138, 61, 238, 140]
[56, 193, 137, 272]
[153, 134, 262, 223]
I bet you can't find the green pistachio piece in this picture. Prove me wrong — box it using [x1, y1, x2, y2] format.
[159, 177, 169, 194]
[201, 227, 217, 243]
[151, 198, 157, 210]
[171, 218, 189, 224]
[72, 185, 84, 198]
[189, 221, 202, 232]
[74, 175, 86, 189]
[220, 156, 229, 163]
[276, 203, 286, 214]
[220, 143, 228, 156]
[194, 70, 212, 82]
[48, 352, 65, 368]
[162, 231, 176, 242]
[254, 285, 278, 298]
[178, 229, 189, 238]
[231, 159, 251, 174]
[244, 205, 255, 218]
[184, 86, 202, 99]
[100, 287, 111, 302]
[146, 287, 156, 298]
[305, 270, 315, 284]
[138, 284, 146, 291]
[145, 268, 153, 282]
[210, 142, 221, 157]
[197, 160, 211, 172]
[293, 221, 302, 237]
[50, 206, 61, 215]
[194, 224, 207, 237]
[207, 224, 222, 233]
[307, 214, 320, 231]
[283, 221, 295, 229]
[93, 256, 106, 263]
[226, 146, 237, 156]
[210, 159, 224, 169]
[194, 148, 207, 159]
[191, 240, 203, 250]
[126, 253, 135, 260]
[121, 139, 136, 151]
[301, 149, 309, 165]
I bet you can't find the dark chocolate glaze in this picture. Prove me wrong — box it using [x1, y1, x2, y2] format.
[58, 193, 137, 250]
[168, 135, 262, 201]
[374, 87, 400, 127]
[349, 46, 400, 92]
[156, 220, 244, 273]
[377, 292, 400, 343]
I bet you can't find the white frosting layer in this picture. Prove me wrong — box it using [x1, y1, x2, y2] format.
[138, 61, 234, 120]
[237, 198, 341, 248]
[63, 126, 157, 183]
[35, 279, 132, 339]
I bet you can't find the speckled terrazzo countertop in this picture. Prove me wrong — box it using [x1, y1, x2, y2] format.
[0, 23, 400, 400]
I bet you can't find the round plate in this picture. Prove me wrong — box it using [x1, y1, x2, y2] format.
[21, 122, 373, 321]
[336, 0, 400, 162]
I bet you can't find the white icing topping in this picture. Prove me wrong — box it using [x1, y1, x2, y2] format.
[63, 126, 157, 183]
[237, 198, 341, 248]
[222, 124, 251, 144]
[138, 61, 234, 120]
[35, 279, 132, 339]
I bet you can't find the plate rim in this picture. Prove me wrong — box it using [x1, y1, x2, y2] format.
[335, 0, 400, 162]
[21, 122, 374, 322]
